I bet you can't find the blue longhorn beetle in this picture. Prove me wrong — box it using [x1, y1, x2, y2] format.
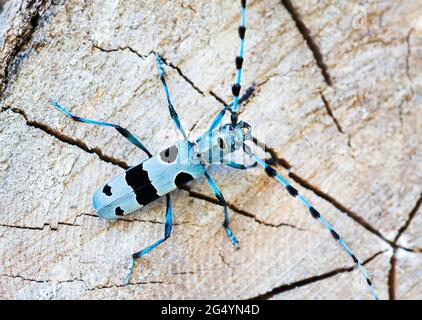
[49, 0, 379, 299]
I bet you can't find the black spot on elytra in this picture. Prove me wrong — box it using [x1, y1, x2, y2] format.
[309, 207, 320, 219]
[115, 206, 124, 216]
[174, 172, 195, 187]
[102, 184, 112, 196]
[286, 185, 298, 197]
[159, 145, 178, 163]
[125, 163, 159, 206]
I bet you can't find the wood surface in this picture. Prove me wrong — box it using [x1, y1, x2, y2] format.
[0, 0, 421, 299]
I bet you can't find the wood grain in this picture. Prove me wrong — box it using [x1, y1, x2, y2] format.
[0, 0, 421, 299]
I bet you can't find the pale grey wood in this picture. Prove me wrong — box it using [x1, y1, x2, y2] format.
[0, 0, 421, 299]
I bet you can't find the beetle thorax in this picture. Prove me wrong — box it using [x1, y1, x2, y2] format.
[194, 121, 251, 164]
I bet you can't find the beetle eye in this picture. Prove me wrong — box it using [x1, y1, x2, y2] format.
[217, 137, 225, 149]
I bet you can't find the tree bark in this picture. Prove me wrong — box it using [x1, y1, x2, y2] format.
[0, 0, 421, 299]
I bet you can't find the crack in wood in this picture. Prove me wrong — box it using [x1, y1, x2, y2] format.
[158, 55, 205, 96]
[87, 280, 166, 291]
[92, 43, 153, 60]
[216, 246, 235, 276]
[252, 137, 292, 170]
[0, 271, 168, 291]
[1, 274, 51, 284]
[280, 0, 332, 86]
[405, 247, 422, 254]
[82, 210, 199, 227]
[250, 250, 386, 300]
[0, 213, 192, 231]
[179, 185, 303, 231]
[93, 43, 205, 97]
[0, 210, 89, 233]
[6, 106, 129, 169]
[405, 29, 414, 84]
[0, 273, 88, 287]
[0, 221, 79, 231]
[209, 90, 228, 106]
[393, 193, 422, 244]
[0, 0, 57, 99]
[287, 171, 393, 246]
[387, 193, 422, 300]
[320, 92, 344, 134]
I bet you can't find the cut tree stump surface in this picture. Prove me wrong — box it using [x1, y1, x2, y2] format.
[0, 0, 421, 299]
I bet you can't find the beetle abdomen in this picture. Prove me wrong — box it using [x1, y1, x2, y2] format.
[92, 140, 205, 220]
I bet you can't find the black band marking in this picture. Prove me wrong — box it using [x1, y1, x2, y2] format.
[235, 56, 244, 70]
[239, 26, 246, 39]
[265, 166, 277, 177]
[116, 126, 129, 138]
[241, 0, 246, 8]
[351, 254, 359, 264]
[159, 145, 178, 163]
[230, 113, 238, 126]
[331, 229, 340, 240]
[286, 185, 298, 197]
[125, 163, 160, 206]
[309, 206, 320, 219]
[169, 104, 179, 119]
[232, 84, 241, 97]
